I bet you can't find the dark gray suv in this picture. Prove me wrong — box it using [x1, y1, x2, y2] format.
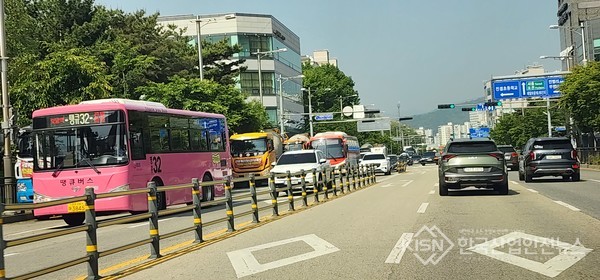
[518, 137, 580, 182]
[438, 138, 508, 196]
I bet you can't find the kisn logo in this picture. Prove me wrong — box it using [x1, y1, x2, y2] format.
[408, 225, 454, 265]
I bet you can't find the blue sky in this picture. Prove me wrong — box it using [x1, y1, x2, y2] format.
[95, 0, 562, 117]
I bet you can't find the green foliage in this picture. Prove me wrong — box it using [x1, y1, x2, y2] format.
[136, 77, 268, 133]
[490, 104, 566, 149]
[6, 0, 246, 127]
[559, 61, 600, 133]
[302, 63, 360, 119]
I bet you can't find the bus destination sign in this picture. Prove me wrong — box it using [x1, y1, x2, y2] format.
[48, 111, 117, 127]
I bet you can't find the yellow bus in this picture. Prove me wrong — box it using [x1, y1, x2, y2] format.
[230, 131, 283, 180]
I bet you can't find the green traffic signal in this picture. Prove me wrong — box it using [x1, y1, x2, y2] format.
[437, 104, 456, 109]
[484, 101, 502, 107]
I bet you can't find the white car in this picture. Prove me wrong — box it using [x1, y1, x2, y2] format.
[271, 149, 331, 189]
[360, 152, 391, 175]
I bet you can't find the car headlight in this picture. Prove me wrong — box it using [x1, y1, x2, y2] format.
[17, 182, 28, 192]
[108, 184, 130, 192]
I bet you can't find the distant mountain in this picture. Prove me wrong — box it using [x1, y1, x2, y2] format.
[402, 97, 486, 130]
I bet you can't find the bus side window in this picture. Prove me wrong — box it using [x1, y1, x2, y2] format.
[129, 111, 147, 160]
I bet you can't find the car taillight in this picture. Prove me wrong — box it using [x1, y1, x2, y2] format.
[573, 163, 580, 169]
[511, 152, 518, 157]
[442, 154, 457, 161]
[571, 150, 577, 160]
[529, 151, 536, 160]
[488, 153, 503, 160]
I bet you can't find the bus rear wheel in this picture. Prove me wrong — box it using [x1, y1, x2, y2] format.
[201, 174, 215, 202]
[63, 213, 85, 226]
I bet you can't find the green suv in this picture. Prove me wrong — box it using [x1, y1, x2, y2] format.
[438, 138, 509, 196]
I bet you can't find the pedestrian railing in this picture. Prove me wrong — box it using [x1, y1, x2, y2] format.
[0, 164, 376, 279]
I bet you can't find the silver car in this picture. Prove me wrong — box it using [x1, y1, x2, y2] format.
[438, 138, 508, 196]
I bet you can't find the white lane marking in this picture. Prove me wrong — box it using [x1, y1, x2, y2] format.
[417, 203, 429, 214]
[590, 179, 600, 183]
[527, 189, 539, 193]
[5, 253, 19, 257]
[128, 217, 176, 228]
[510, 181, 520, 185]
[554, 201, 581, 211]
[401, 180, 414, 187]
[227, 234, 339, 278]
[385, 233, 414, 264]
[434, 183, 439, 187]
[7, 226, 58, 237]
[469, 231, 592, 278]
[428, 190, 435, 195]
[380, 183, 393, 188]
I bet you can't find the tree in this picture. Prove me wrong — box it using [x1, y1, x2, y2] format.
[6, 0, 247, 126]
[200, 38, 247, 85]
[559, 61, 600, 133]
[136, 77, 269, 133]
[302, 63, 360, 120]
[490, 104, 566, 149]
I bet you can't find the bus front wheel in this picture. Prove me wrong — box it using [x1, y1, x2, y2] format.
[63, 213, 85, 226]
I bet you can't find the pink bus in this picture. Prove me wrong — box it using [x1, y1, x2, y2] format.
[32, 99, 231, 226]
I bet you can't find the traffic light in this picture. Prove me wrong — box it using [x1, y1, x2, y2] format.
[437, 104, 455, 109]
[484, 101, 502, 107]
[398, 117, 413, 121]
[461, 107, 476, 111]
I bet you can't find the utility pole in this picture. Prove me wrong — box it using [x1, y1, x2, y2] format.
[0, 0, 14, 203]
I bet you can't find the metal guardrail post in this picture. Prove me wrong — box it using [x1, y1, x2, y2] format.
[358, 165, 363, 188]
[249, 175, 259, 223]
[352, 165, 357, 190]
[372, 164, 377, 183]
[225, 177, 235, 232]
[191, 178, 203, 243]
[338, 166, 345, 194]
[269, 174, 279, 217]
[368, 164, 373, 185]
[345, 165, 351, 192]
[147, 181, 161, 259]
[312, 168, 319, 203]
[84, 187, 99, 280]
[286, 171, 295, 211]
[300, 170, 308, 207]
[331, 168, 338, 197]
[0, 203, 5, 280]
[322, 169, 329, 201]
[361, 165, 366, 187]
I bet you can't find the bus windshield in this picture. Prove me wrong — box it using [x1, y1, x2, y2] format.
[231, 138, 268, 154]
[311, 139, 344, 159]
[35, 124, 128, 171]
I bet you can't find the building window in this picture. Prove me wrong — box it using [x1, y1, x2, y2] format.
[594, 38, 600, 61]
[240, 72, 274, 96]
[238, 35, 272, 57]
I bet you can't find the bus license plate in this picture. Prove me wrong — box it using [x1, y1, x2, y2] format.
[464, 167, 484, 172]
[67, 201, 86, 213]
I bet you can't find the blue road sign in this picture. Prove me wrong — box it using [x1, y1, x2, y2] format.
[469, 127, 490, 138]
[492, 76, 564, 100]
[314, 114, 334, 121]
[476, 103, 496, 111]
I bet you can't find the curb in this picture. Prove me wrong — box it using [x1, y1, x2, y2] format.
[3, 211, 34, 224]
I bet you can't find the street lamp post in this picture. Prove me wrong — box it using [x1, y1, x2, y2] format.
[0, 0, 13, 202]
[550, 23, 587, 65]
[277, 74, 304, 135]
[301, 87, 330, 137]
[251, 48, 288, 106]
[195, 14, 236, 80]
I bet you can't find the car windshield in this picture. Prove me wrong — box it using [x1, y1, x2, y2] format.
[412, 155, 422, 160]
[363, 154, 385, 160]
[35, 124, 128, 170]
[498, 146, 516, 153]
[447, 142, 497, 153]
[532, 140, 572, 150]
[310, 138, 344, 159]
[423, 152, 435, 157]
[277, 153, 316, 165]
[231, 138, 268, 154]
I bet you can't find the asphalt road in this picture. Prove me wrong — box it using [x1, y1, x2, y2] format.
[115, 165, 600, 280]
[3, 165, 599, 279]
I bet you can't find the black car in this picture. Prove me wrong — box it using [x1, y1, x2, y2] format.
[497, 145, 519, 171]
[419, 151, 436, 166]
[518, 137, 580, 182]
